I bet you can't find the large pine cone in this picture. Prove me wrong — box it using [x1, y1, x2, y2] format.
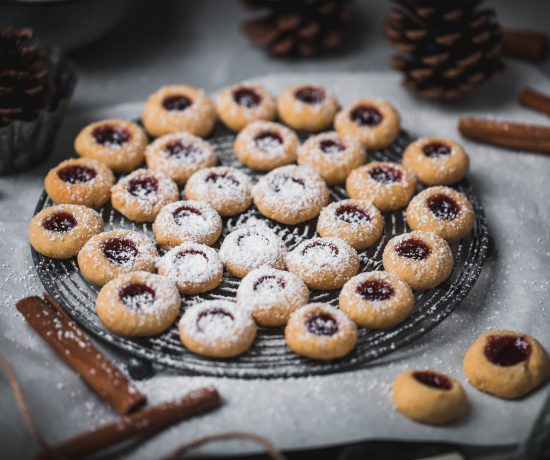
[385, 0, 504, 100]
[241, 0, 352, 57]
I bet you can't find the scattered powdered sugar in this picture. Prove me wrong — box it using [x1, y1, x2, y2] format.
[216, 83, 276, 121]
[35, 204, 103, 242]
[290, 303, 353, 342]
[145, 132, 217, 167]
[287, 237, 358, 273]
[318, 199, 381, 234]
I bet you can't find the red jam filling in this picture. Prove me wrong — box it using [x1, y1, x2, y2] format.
[427, 194, 460, 221]
[335, 204, 370, 224]
[101, 238, 138, 265]
[356, 279, 395, 301]
[484, 334, 532, 367]
[302, 240, 339, 257]
[254, 131, 283, 151]
[422, 142, 451, 158]
[205, 171, 240, 187]
[306, 313, 338, 336]
[119, 283, 155, 310]
[253, 275, 286, 292]
[57, 165, 97, 184]
[233, 87, 261, 108]
[164, 141, 201, 158]
[395, 238, 431, 260]
[127, 176, 159, 198]
[172, 205, 202, 225]
[42, 212, 77, 233]
[368, 165, 402, 184]
[320, 139, 345, 154]
[163, 94, 192, 111]
[413, 371, 452, 390]
[176, 248, 208, 261]
[196, 308, 234, 332]
[350, 105, 383, 127]
[295, 86, 325, 104]
[92, 124, 130, 147]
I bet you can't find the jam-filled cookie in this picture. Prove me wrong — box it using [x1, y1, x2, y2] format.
[335, 99, 400, 150]
[285, 303, 357, 360]
[184, 166, 253, 217]
[153, 200, 222, 249]
[29, 204, 103, 259]
[402, 137, 470, 185]
[236, 266, 310, 327]
[339, 271, 414, 329]
[234, 121, 299, 171]
[74, 119, 147, 173]
[96, 272, 180, 337]
[278, 84, 338, 132]
[253, 165, 329, 225]
[317, 199, 383, 250]
[406, 186, 475, 243]
[179, 300, 256, 358]
[141, 85, 216, 138]
[392, 370, 468, 425]
[297, 132, 365, 185]
[157, 242, 223, 295]
[111, 169, 179, 223]
[463, 330, 550, 399]
[216, 83, 277, 132]
[219, 226, 287, 279]
[145, 132, 218, 186]
[77, 229, 158, 286]
[286, 237, 360, 290]
[346, 161, 416, 212]
[44, 158, 115, 209]
[382, 230, 454, 290]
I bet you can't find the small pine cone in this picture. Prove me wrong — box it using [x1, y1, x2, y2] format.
[385, 0, 505, 100]
[241, 0, 352, 57]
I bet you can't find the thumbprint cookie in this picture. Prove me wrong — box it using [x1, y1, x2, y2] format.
[463, 330, 550, 399]
[339, 271, 414, 329]
[111, 169, 179, 223]
[285, 303, 357, 360]
[234, 121, 299, 171]
[77, 229, 158, 286]
[74, 119, 147, 173]
[236, 266, 310, 327]
[402, 137, 469, 185]
[145, 132, 217, 186]
[219, 226, 287, 279]
[286, 237, 360, 290]
[153, 200, 222, 249]
[141, 84, 216, 138]
[335, 99, 400, 150]
[278, 84, 339, 132]
[253, 165, 329, 225]
[179, 300, 257, 358]
[346, 161, 416, 212]
[317, 199, 383, 250]
[297, 131, 366, 185]
[184, 166, 253, 217]
[392, 370, 468, 425]
[382, 230, 454, 290]
[29, 204, 103, 259]
[44, 158, 115, 209]
[157, 242, 223, 295]
[96, 272, 180, 337]
[406, 186, 475, 243]
[216, 83, 277, 131]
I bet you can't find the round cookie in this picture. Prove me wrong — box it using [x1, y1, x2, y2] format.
[277, 84, 339, 132]
[184, 166, 253, 217]
[234, 121, 300, 171]
[74, 119, 147, 173]
[335, 98, 400, 150]
[382, 230, 454, 290]
[29, 204, 103, 259]
[157, 242, 223, 295]
[406, 186, 475, 243]
[236, 266, 310, 327]
[96, 271, 180, 337]
[253, 165, 329, 225]
[286, 237, 360, 290]
[346, 161, 417, 212]
[463, 330, 550, 399]
[402, 136, 470, 185]
[141, 84, 216, 138]
[392, 370, 468, 425]
[285, 303, 357, 360]
[179, 300, 257, 358]
[219, 226, 287, 279]
[339, 271, 414, 329]
[317, 199, 383, 250]
[111, 169, 179, 223]
[153, 200, 222, 249]
[297, 131, 366, 185]
[77, 229, 158, 286]
[145, 132, 218, 186]
[44, 158, 115, 209]
[216, 83, 277, 131]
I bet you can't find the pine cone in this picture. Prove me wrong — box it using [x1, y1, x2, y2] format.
[241, 0, 352, 57]
[385, 0, 505, 100]
[0, 27, 55, 127]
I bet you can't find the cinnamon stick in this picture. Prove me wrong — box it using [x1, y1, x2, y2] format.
[16, 294, 146, 416]
[502, 28, 548, 63]
[35, 386, 221, 460]
[519, 87, 550, 117]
